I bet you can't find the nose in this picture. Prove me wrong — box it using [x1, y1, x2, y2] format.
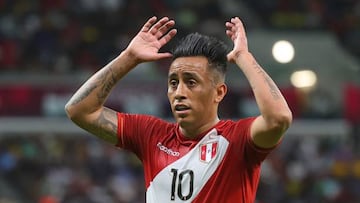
[174, 82, 187, 100]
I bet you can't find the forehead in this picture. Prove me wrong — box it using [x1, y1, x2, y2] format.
[169, 56, 209, 76]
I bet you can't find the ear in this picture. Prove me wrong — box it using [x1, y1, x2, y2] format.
[215, 83, 227, 103]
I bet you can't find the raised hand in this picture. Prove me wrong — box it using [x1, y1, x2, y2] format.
[225, 17, 249, 63]
[126, 16, 177, 64]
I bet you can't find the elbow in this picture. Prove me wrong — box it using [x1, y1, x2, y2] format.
[64, 103, 88, 128]
[64, 102, 74, 120]
[279, 110, 293, 131]
[64, 101, 101, 126]
[267, 109, 293, 133]
[64, 102, 81, 122]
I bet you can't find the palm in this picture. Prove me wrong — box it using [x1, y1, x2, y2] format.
[130, 32, 164, 60]
[127, 17, 177, 63]
[225, 17, 248, 62]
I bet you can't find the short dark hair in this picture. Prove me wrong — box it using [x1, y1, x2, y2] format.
[172, 33, 228, 81]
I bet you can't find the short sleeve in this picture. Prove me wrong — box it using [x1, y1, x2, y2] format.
[116, 112, 173, 159]
[226, 117, 278, 167]
[243, 118, 280, 166]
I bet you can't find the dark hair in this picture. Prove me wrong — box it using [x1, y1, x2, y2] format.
[172, 33, 228, 79]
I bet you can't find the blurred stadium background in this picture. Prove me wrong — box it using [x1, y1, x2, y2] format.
[0, 0, 360, 203]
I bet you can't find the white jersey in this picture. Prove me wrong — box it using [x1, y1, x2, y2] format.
[146, 129, 229, 202]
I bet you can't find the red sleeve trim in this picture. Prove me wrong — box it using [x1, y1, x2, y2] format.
[248, 138, 281, 153]
[116, 112, 125, 147]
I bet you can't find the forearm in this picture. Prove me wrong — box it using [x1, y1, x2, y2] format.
[65, 51, 137, 118]
[235, 52, 292, 126]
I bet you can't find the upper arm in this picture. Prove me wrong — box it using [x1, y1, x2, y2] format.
[250, 115, 291, 149]
[71, 106, 119, 145]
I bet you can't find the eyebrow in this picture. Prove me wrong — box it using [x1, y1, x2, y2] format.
[168, 71, 200, 80]
[168, 72, 177, 79]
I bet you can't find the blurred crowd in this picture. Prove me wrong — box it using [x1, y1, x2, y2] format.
[0, 0, 359, 119]
[245, 0, 360, 59]
[0, 0, 234, 73]
[258, 135, 360, 203]
[0, 0, 359, 73]
[0, 134, 145, 203]
[1, 133, 360, 203]
[1, 0, 360, 203]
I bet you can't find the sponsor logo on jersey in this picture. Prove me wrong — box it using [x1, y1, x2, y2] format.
[199, 142, 218, 163]
[157, 142, 180, 157]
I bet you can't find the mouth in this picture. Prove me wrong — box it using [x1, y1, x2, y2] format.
[174, 104, 191, 112]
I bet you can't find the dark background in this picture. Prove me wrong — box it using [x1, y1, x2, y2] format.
[0, 0, 360, 202]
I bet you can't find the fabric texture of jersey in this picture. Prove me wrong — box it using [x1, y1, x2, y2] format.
[116, 113, 277, 203]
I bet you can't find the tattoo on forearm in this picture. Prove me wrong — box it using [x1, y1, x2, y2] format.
[97, 67, 117, 101]
[264, 75, 281, 100]
[252, 60, 281, 100]
[69, 82, 99, 105]
[252, 60, 263, 74]
[90, 108, 117, 143]
[69, 66, 118, 106]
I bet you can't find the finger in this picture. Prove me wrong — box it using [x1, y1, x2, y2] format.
[231, 17, 246, 33]
[155, 52, 173, 60]
[225, 21, 236, 39]
[158, 28, 177, 47]
[231, 17, 241, 24]
[226, 30, 236, 41]
[141, 16, 157, 32]
[155, 20, 175, 39]
[225, 21, 237, 34]
[225, 22, 234, 29]
[149, 17, 169, 35]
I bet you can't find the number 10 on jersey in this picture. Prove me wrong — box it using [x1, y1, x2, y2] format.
[170, 168, 194, 201]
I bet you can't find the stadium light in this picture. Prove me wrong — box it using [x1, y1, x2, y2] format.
[290, 70, 317, 89]
[272, 40, 295, 64]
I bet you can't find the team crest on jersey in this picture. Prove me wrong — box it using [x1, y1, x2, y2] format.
[199, 142, 218, 163]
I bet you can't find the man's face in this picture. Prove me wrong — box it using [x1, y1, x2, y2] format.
[167, 56, 224, 129]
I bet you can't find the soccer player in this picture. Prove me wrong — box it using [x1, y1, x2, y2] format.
[65, 16, 292, 202]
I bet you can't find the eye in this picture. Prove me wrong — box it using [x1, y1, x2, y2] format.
[187, 79, 197, 87]
[169, 79, 178, 88]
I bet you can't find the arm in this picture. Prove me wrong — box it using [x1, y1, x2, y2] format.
[65, 16, 177, 145]
[226, 17, 292, 148]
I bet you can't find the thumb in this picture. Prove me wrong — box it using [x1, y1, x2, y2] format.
[155, 52, 173, 60]
[227, 52, 235, 63]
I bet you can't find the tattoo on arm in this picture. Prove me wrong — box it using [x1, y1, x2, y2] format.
[252, 60, 281, 100]
[252, 60, 263, 74]
[68, 66, 118, 106]
[69, 82, 99, 106]
[264, 75, 281, 100]
[89, 107, 118, 144]
[97, 67, 118, 101]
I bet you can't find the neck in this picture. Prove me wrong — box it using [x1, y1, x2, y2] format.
[179, 117, 220, 139]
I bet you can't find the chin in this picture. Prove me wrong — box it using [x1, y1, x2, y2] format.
[175, 116, 192, 126]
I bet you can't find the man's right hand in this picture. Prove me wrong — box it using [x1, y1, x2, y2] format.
[65, 17, 176, 145]
[125, 16, 177, 64]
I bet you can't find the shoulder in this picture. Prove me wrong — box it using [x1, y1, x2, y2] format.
[217, 117, 256, 131]
[118, 112, 164, 121]
[215, 117, 256, 144]
[118, 112, 175, 130]
[116, 113, 176, 151]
